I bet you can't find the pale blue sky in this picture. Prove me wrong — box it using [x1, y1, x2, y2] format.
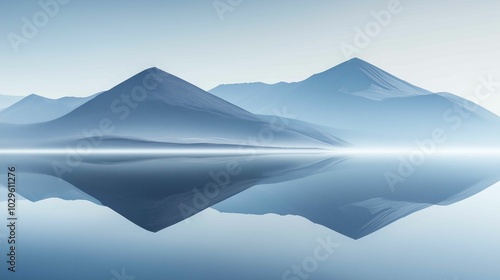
[1, 0, 500, 113]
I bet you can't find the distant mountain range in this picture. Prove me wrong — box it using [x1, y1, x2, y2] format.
[0, 94, 97, 124]
[1, 58, 500, 238]
[0, 67, 341, 149]
[210, 58, 500, 146]
[2, 58, 498, 148]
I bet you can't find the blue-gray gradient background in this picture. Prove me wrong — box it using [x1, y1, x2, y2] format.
[1, 1, 500, 279]
[1, 0, 500, 114]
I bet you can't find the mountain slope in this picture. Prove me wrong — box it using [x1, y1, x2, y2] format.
[0, 67, 343, 148]
[0, 94, 97, 124]
[210, 58, 500, 146]
[0, 94, 24, 111]
[294, 57, 432, 98]
[211, 58, 431, 103]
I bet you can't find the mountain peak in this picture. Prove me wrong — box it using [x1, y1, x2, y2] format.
[346, 57, 365, 63]
[304, 58, 430, 96]
[346, 57, 380, 69]
[141, 66, 165, 75]
[107, 67, 188, 95]
[322, 57, 381, 75]
[25, 93, 47, 100]
[130, 67, 209, 91]
[132, 67, 172, 80]
[66, 66, 258, 123]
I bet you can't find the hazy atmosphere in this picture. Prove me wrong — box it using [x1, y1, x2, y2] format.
[2, 2, 500, 280]
[1, 0, 500, 114]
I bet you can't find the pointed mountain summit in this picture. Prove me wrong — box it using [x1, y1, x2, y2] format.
[211, 58, 431, 102]
[210, 58, 500, 146]
[0, 67, 342, 148]
[67, 67, 257, 122]
[301, 58, 431, 96]
[47, 67, 268, 142]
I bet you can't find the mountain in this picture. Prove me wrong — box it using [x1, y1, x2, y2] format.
[0, 94, 24, 111]
[212, 58, 431, 102]
[2, 64, 499, 239]
[214, 155, 500, 239]
[0, 94, 97, 124]
[0, 66, 347, 236]
[0, 67, 343, 148]
[210, 58, 500, 146]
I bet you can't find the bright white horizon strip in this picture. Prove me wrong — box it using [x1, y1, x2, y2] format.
[0, 148, 328, 156]
[0, 148, 500, 156]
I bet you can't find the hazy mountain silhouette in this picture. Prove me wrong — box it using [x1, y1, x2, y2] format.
[1, 61, 499, 240]
[0, 94, 24, 111]
[0, 67, 343, 148]
[0, 94, 97, 124]
[211, 58, 500, 146]
[215, 155, 500, 239]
